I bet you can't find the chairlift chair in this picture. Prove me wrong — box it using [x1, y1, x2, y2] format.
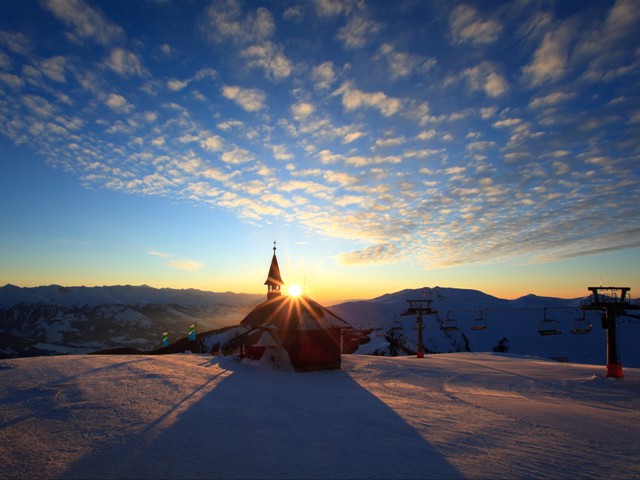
[471, 311, 487, 331]
[570, 311, 592, 335]
[442, 311, 458, 332]
[538, 308, 561, 336]
[390, 316, 403, 331]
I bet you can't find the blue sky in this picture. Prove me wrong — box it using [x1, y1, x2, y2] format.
[1, 0, 639, 304]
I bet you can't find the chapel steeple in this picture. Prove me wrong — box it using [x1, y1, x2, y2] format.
[264, 241, 284, 299]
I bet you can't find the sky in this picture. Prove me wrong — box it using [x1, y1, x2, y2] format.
[1, 0, 639, 305]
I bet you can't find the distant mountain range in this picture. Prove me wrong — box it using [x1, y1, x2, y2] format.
[0, 284, 262, 358]
[2, 284, 639, 368]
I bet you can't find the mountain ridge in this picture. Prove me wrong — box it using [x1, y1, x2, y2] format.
[0, 284, 263, 358]
[2, 284, 638, 368]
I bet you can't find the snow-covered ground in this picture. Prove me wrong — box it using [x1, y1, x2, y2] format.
[1, 353, 638, 479]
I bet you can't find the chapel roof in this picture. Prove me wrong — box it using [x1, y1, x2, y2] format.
[240, 295, 351, 332]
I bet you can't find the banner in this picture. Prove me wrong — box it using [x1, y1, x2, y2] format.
[188, 323, 197, 341]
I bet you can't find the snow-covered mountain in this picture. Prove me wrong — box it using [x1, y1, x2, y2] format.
[3, 284, 639, 369]
[0, 284, 262, 358]
[1, 353, 638, 479]
[328, 286, 640, 368]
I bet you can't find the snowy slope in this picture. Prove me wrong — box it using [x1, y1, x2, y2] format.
[0, 353, 638, 479]
[330, 286, 640, 368]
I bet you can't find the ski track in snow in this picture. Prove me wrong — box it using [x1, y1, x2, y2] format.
[0, 353, 638, 479]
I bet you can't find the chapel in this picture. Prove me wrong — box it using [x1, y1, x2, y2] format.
[236, 243, 351, 371]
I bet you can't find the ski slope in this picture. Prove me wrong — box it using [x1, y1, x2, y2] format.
[0, 353, 638, 479]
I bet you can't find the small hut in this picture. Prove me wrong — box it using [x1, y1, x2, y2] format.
[237, 243, 351, 371]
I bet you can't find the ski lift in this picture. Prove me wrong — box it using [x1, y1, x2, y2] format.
[442, 311, 458, 332]
[538, 308, 561, 336]
[471, 311, 487, 331]
[390, 316, 403, 331]
[570, 311, 592, 335]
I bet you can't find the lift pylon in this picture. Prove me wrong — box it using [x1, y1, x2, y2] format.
[581, 287, 640, 378]
[401, 299, 437, 358]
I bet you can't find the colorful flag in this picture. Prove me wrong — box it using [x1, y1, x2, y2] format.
[162, 331, 169, 347]
[188, 323, 197, 341]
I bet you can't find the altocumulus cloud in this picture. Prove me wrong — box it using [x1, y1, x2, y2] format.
[0, 0, 638, 273]
[148, 251, 203, 272]
[168, 259, 204, 272]
[336, 243, 400, 266]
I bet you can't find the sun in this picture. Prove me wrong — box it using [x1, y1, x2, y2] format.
[288, 284, 303, 297]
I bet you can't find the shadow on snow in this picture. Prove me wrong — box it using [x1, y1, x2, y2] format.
[61, 356, 461, 479]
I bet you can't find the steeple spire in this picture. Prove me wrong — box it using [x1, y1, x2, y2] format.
[264, 241, 284, 299]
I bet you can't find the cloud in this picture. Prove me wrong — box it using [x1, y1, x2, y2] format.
[4, 0, 638, 278]
[336, 15, 382, 49]
[242, 42, 292, 80]
[312, 61, 336, 90]
[376, 43, 436, 80]
[272, 144, 293, 161]
[576, 0, 640, 81]
[42, 0, 124, 45]
[202, 1, 275, 44]
[317, 150, 344, 164]
[492, 118, 522, 128]
[148, 250, 203, 271]
[522, 24, 573, 87]
[0, 30, 32, 55]
[374, 136, 406, 149]
[148, 250, 171, 259]
[444, 62, 507, 98]
[200, 134, 224, 152]
[167, 79, 189, 91]
[343, 131, 365, 144]
[323, 170, 357, 187]
[167, 258, 204, 272]
[40, 56, 67, 82]
[0, 52, 11, 69]
[221, 147, 254, 164]
[484, 72, 508, 97]
[0, 73, 25, 89]
[22, 95, 56, 117]
[456, 62, 508, 97]
[335, 83, 402, 116]
[291, 102, 314, 121]
[105, 93, 132, 113]
[314, 0, 355, 17]
[335, 243, 399, 266]
[417, 129, 437, 140]
[221, 85, 266, 112]
[200, 3, 290, 81]
[167, 68, 217, 92]
[345, 155, 401, 167]
[104, 48, 147, 77]
[529, 91, 576, 109]
[450, 4, 502, 45]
